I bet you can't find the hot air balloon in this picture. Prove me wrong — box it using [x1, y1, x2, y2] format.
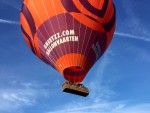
[20, 0, 116, 97]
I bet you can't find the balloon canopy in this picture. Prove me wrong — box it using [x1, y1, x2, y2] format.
[20, 0, 116, 83]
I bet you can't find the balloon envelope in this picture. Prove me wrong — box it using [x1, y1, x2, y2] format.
[20, 0, 116, 83]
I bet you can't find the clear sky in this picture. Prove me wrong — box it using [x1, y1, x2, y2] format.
[0, 0, 150, 113]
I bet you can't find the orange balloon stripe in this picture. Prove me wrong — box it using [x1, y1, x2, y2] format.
[20, 13, 37, 54]
[101, 0, 114, 23]
[86, 0, 113, 23]
[96, 3, 114, 23]
[41, 0, 56, 18]
[33, 34, 42, 59]
[74, 0, 97, 18]
[88, 0, 105, 10]
[25, 0, 66, 29]
[21, 26, 37, 55]
[22, 1, 39, 30]
[52, 0, 67, 15]
[22, 34, 32, 50]
[32, 0, 49, 26]
[24, 0, 47, 29]
[70, 12, 105, 32]
[73, 0, 104, 22]
[55, 54, 90, 75]
[20, 13, 33, 41]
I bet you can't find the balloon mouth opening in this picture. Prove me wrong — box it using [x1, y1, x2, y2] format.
[63, 66, 86, 83]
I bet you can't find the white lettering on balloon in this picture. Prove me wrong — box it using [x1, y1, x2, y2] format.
[44, 30, 78, 56]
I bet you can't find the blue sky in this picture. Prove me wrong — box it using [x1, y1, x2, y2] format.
[0, 0, 150, 113]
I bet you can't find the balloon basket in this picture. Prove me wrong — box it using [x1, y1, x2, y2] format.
[62, 81, 89, 97]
